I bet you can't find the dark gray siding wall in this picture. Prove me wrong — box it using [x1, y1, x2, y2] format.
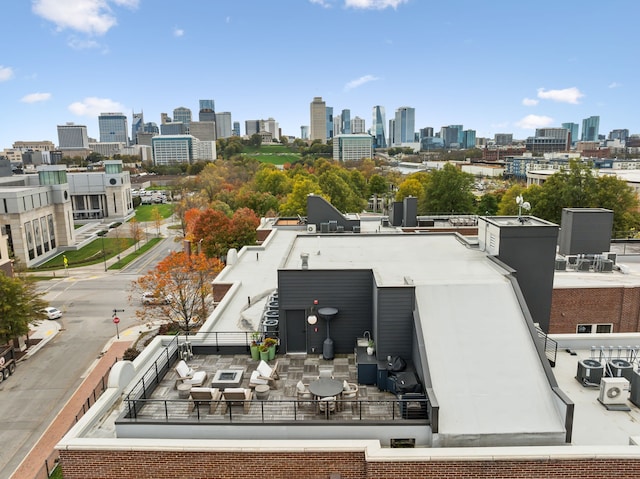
[375, 287, 415, 359]
[306, 194, 360, 231]
[497, 225, 558, 332]
[278, 269, 373, 354]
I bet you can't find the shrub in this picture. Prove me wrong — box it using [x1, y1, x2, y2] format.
[123, 347, 140, 361]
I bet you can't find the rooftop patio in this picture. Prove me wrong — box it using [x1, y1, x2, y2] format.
[119, 348, 428, 425]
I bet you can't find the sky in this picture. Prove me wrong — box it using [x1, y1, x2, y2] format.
[1, 0, 639, 150]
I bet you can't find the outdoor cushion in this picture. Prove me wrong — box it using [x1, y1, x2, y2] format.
[224, 387, 245, 394]
[256, 360, 273, 377]
[250, 370, 269, 385]
[296, 380, 307, 393]
[343, 380, 350, 391]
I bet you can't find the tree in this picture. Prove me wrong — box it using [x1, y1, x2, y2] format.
[133, 252, 224, 333]
[476, 193, 500, 216]
[128, 218, 144, 250]
[249, 133, 262, 147]
[395, 178, 425, 203]
[280, 177, 324, 216]
[151, 207, 163, 237]
[595, 174, 640, 235]
[0, 273, 47, 348]
[368, 174, 388, 196]
[191, 209, 232, 258]
[229, 207, 260, 251]
[421, 163, 475, 214]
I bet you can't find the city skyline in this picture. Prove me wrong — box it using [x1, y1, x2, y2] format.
[1, 1, 639, 149]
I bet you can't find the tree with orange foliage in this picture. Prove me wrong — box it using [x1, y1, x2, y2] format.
[132, 251, 224, 333]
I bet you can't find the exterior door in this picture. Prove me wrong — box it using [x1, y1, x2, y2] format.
[285, 309, 307, 353]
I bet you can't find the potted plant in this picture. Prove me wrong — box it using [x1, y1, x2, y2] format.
[263, 337, 277, 361]
[250, 332, 261, 360]
[259, 343, 270, 361]
[367, 339, 375, 356]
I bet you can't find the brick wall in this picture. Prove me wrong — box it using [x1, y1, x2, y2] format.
[59, 450, 640, 479]
[550, 287, 640, 333]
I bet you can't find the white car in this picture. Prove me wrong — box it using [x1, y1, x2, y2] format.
[42, 307, 62, 320]
[141, 292, 171, 305]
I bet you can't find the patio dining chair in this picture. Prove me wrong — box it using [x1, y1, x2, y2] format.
[318, 367, 334, 379]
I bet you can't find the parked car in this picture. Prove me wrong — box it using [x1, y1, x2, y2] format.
[141, 292, 172, 305]
[42, 307, 62, 320]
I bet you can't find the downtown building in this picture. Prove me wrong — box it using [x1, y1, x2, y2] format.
[371, 105, 386, 148]
[151, 135, 216, 165]
[310, 97, 327, 143]
[57, 123, 90, 158]
[581, 116, 600, 142]
[333, 134, 373, 161]
[98, 113, 129, 145]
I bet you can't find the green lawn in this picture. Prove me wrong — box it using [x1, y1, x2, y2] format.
[245, 153, 299, 165]
[243, 144, 292, 154]
[32, 237, 135, 270]
[108, 238, 162, 269]
[134, 204, 174, 222]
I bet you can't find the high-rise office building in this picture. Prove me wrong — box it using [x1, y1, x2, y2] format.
[333, 134, 373, 162]
[609, 129, 629, 142]
[300, 125, 309, 140]
[494, 133, 513, 146]
[371, 105, 386, 148]
[160, 122, 186, 136]
[310, 97, 326, 143]
[215, 112, 232, 139]
[98, 112, 129, 144]
[233, 122, 240, 137]
[351, 116, 365, 134]
[326, 106, 334, 141]
[420, 127, 434, 139]
[388, 119, 396, 146]
[581, 116, 599, 142]
[131, 112, 144, 145]
[199, 99, 216, 124]
[57, 123, 89, 149]
[173, 107, 192, 125]
[341, 109, 351, 134]
[334, 114, 341, 137]
[441, 125, 462, 148]
[393, 107, 415, 145]
[262, 118, 279, 141]
[462, 130, 476, 149]
[561, 123, 579, 145]
[245, 120, 260, 137]
[189, 121, 216, 142]
[152, 135, 195, 166]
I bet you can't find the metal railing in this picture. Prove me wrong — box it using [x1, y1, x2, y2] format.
[536, 326, 558, 367]
[121, 397, 429, 424]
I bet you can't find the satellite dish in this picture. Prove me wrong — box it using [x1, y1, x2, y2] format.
[522, 201, 531, 211]
[515, 195, 523, 205]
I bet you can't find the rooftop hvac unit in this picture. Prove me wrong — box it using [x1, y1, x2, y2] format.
[600, 259, 614, 272]
[566, 255, 577, 267]
[307, 224, 317, 234]
[320, 222, 330, 233]
[353, 225, 361, 233]
[576, 359, 604, 386]
[606, 252, 617, 264]
[608, 359, 634, 381]
[329, 220, 338, 232]
[336, 225, 344, 233]
[577, 260, 591, 271]
[599, 377, 629, 405]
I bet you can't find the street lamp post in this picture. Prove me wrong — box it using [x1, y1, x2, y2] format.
[100, 232, 107, 272]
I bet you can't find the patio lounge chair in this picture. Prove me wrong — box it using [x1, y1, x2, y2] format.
[249, 360, 280, 389]
[340, 381, 359, 412]
[174, 360, 207, 389]
[222, 387, 253, 413]
[188, 387, 222, 414]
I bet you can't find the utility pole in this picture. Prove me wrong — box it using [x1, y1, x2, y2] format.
[112, 308, 125, 339]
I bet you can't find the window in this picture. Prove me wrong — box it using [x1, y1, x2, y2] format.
[577, 323, 613, 334]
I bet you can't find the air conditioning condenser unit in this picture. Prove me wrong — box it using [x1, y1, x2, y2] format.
[599, 377, 629, 405]
[306, 224, 317, 233]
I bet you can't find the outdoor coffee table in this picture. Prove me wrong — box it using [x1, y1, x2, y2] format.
[177, 383, 192, 399]
[211, 368, 245, 389]
[255, 384, 270, 400]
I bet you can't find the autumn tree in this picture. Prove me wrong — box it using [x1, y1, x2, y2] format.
[280, 177, 324, 216]
[421, 163, 475, 214]
[368, 174, 389, 196]
[229, 207, 260, 251]
[0, 273, 47, 348]
[191, 209, 232, 258]
[133, 252, 224, 333]
[151, 206, 163, 237]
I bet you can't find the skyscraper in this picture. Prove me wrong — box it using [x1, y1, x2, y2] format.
[462, 129, 476, 149]
[341, 109, 351, 134]
[98, 112, 128, 144]
[352, 116, 365, 134]
[199, 99, 216, 123]
[371, 105, 386, 148]
[300, 125, 309, 140]
[57, 123, 89, 149]
[326, 106, 334, 141]
[173, 107, 192, 125]
[245, 120, 260, 136]
[561, 122, 579, 145]
[581, 116, 600, 142]
[232, 122, 240, 137]
[131, 111, 144, 145]
[393, 107, 415, 145]
[310, 97, 326, 143]
[215, 112, 232, 139]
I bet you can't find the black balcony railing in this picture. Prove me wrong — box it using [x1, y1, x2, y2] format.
[121, 397, 429, 424]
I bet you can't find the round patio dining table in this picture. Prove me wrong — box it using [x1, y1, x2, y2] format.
[308, 378, 343, 399]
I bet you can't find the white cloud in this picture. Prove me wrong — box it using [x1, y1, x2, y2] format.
[21, 92, 52, 103]
[0, 66, 14, 81]
[32, 0, 139, 36]
[345, 0, 409, 9]
[173, 27, 184, 37]
[68, 97, 125, 117]
[68, 36, 101, 50]
[522, 98, 539, 106]
[309, 0, 332, 7]
[608, 82, 621, 89]
[516, 114, 554, 129]
[345, 74, 379, 91]
[536, 87, 584, 104]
